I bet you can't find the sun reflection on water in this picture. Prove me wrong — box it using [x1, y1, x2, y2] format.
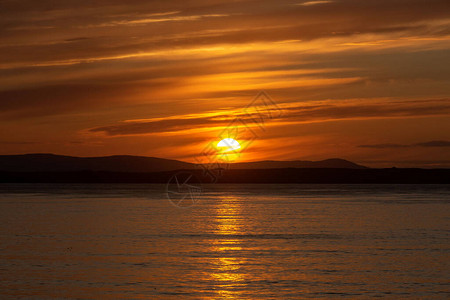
[206, 196, 249, 299]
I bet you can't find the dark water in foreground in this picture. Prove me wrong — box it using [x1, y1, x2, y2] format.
[0, 184, 449, 299]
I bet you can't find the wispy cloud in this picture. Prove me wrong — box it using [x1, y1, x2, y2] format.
[89, 98, 450, 136]
[296, 1, 333, 6]
[2, 0, 450, 70]
[360, 140, 450, 148]
[415, 140, 450, 147]
[91, 13, 228, 27]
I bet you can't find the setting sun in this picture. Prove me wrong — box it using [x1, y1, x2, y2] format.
[216, 138, 242, 162]
[217, 138, 241, 152]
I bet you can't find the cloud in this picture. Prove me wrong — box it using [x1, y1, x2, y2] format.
[360, 140, 450, 148]
[0, 141, 37, 145]
[89, 116, 229, 136]
[296, 1, 333, 6]
[0, 83, 149, 118]
[358, 143, 409, 149]
[278, 99, 450, 123]
[89, 98, 450, 136]
[1, 0, 450, 70]
[414, 140, 450, 147]
[90, 13, 228, 28]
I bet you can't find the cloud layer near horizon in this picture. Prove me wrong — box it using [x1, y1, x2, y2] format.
[1, 0, 449, 167]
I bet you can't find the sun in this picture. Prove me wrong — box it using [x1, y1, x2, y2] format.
[217, 138, 241, 162]
[217, 138, 241, 152]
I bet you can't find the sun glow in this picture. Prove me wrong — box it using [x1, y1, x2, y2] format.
[217, 138, 241, 162]
[217, 138, 241, 152]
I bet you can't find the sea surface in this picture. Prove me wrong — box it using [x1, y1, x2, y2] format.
[0, 184, 449, 299]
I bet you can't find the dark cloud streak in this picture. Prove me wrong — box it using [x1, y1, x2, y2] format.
[90, 99, 450, 136]
[1, 0, 450, 67]
[360, 141, 450, 148]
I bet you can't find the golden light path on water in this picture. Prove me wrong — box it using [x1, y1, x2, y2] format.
[206, 196, 247, 299]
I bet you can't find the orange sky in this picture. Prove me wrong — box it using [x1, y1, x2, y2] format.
[1, 0, 450, 167]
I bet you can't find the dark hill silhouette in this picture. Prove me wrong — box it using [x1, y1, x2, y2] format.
[0, 153, 195, 172]
[0, 154, 367, 172]
[230, 158, 367, 169]
[0, 154, 449, 184]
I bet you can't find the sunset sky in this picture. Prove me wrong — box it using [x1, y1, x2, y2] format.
[1, 0, 450, 167]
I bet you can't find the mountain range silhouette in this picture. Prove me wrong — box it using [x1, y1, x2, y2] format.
[0, 154, 448, 183]
[0, 154, 366, 172]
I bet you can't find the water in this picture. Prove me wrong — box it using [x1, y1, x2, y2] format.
[0, 184, 449, 299]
